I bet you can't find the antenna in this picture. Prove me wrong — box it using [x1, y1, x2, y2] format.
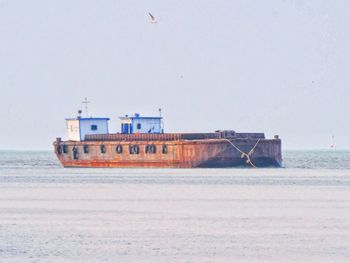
[82, 97, 90, 117]
[158, 108, 164, 133]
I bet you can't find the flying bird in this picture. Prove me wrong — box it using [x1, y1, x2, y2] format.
[148, 12, 157, 24]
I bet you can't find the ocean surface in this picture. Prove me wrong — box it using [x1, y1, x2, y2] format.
[1, 150, 350, 262]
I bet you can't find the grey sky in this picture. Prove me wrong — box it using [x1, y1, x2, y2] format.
[0, 0, 349, 150]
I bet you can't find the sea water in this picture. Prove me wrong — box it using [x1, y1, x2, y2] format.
[0, 150, 350, 262]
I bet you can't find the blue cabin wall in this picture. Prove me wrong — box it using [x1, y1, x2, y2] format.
[66, 117, 110, 141]
[131, 117, 162, 134]
[79, 118, 109, 140]
[120, 114, 162, 134]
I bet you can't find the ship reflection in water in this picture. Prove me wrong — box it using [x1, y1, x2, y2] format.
[54, 110, 282, 168]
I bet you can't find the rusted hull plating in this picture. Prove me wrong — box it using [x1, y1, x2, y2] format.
[53, 137, 282, 168]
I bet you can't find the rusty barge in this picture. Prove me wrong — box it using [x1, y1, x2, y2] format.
[53, 112, 282, 168]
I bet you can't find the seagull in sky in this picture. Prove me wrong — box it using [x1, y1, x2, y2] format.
[148, 12, 157, 24]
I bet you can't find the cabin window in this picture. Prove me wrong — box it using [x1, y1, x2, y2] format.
[91, 125, 98, 131]
[129, 145, 140, 154]
[100, 144, 106, 154]
[162, 144, 168, 154]
[62, 145, 68, 154]
[137, 123, 141, 130]
[121, 123, 130, 134]
[116, 145, 123, 154]
[83, 145, 89, 154]
[145, 144, 156, 154]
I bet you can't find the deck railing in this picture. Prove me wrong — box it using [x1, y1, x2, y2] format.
[84, 131, 265, 142]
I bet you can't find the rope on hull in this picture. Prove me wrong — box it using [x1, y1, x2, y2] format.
[222, 138, 261, 168]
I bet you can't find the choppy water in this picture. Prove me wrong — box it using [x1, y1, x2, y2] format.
[1, 150, 350, 262]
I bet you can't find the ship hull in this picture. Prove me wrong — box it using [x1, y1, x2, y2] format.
[53, 137, 282, 168]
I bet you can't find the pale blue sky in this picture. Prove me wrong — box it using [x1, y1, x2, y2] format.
[0, 0, 349, 150]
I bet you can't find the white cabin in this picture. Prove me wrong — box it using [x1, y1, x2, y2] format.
[66, 117, 110, 141]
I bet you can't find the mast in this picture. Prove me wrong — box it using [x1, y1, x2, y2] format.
[331, 135, 336, 150]
[159, 108, 164, 133]
[82, 97, 90, 117]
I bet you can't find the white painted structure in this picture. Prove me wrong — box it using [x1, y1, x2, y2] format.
[66, 119, 80, 141]
[66, 117, 110, 141]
